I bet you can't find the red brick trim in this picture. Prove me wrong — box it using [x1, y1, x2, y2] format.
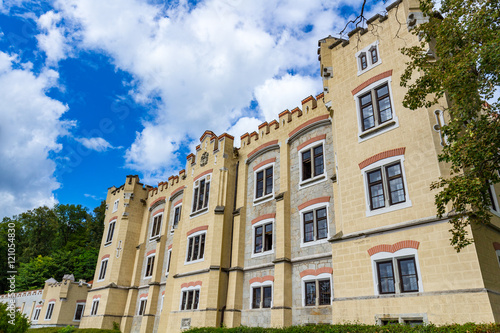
[258, 122, 268, 129]
[76, 299, 86, 303]
[249, 275, 274, 284]
[196, 145, 201, 151]
[298, 196, 330, 211]
[181, 281, 202, 289]
[187, 225, 208, 237]
[279, 110, 290, 117]
[161, 291, 165, 295]
[218, 133, 234, 140]
[186, 153, 195, 161]
[247, 140, 279, 159]
[251, 213, 276, 225]
[291, 107, 301, 114]
[168, 244, 172, 250]
[351, 70, 393, 95]
[358, 147, 406, 169]
[302, 95, 314, 104]
[101, 254, 110, 260]
[139, 293, 148, 299]
[36, 305, 42, 308]
[152, 208, 164, 216]
[173, 199, 182, 207]
[316, 92, 324, 100]
[194, 169, 213, 182]
[367, 240, 420, 256]
[288, 115, 329, 138]
[48, 298, 56, 303]
[253, 158, 276, 171]
[170, 186, 185, 198]
[241, 133, 249, 139]
[299, 267, 333, 278]
[150, 196, 166, 208]
[146, 250, 156, 256]
[297, 134, 327, 151]
[109, 216, 118, 222]
[493, 242, 500, 251]
[200, 130, 216, 142]
[93, 294, 101, 299]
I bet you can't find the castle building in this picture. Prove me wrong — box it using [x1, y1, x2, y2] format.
[80, 0, 500, 331]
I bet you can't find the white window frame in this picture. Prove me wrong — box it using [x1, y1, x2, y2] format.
[112, 199, 119, 213]
[191, 174, 211, 217]
[298, 139, 327, 189]
[179, 285, 201, 311]
[488, 184, 500, 217]
[185, 230, 206, 264]
[104, 219, 116, 246]
[150, 212, 163, 240]
[301, 272, 333, 307]
[97, 258, 109, 281]
[355, 40, 381, 76]
[160, 294, 165, 312]
[138, 297, 147, 316]
[144, 254, 155, 278]
[361, 155, 412, 217]
[299, 202, 330, 248]
[166, 248, 172, 276]
[73, 302, 85, 321]
[253, 162, 275, 205]
[171, 204, 182, 234]
[496, 249, 500, 268]
[249, 280, 273, 309]
[33, 308, 41, 321]
[370, 248, 423, 295]
[251, 218, 274, 258]
[354, 77, 399, 142]
[90, 299, 99, 316]
[45, 302, 55, 320]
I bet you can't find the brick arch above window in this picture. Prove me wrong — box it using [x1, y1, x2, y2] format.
[249, 275, 274, 284]
[181, 280, 202, 289]
[101, 254, 110, 260]
[149, 197, 166, 208]
[367, 240, 420, 256]
[298, 196, 331, 211]
[109, 216, 118, 222]
[352, 70, 393, 95]
[253, 158, 276, 171]
[139, 293, 148, 299]
[299, 267, 333, 278]
[146, 249, 156, 256]
[251, 213, 276, 225]
[359, 147, 406, 170]
[297, 135, 327, 151]
[186, 225, 208, 236]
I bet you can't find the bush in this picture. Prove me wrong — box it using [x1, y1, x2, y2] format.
[0, 302, 30, 333]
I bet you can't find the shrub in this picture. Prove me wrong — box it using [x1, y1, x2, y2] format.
[0, 301, 30, 333]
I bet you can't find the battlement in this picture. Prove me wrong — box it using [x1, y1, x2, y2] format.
[239, 92, 326, 149]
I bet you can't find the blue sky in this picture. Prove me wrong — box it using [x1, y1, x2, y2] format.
[0, 0, 392, 218]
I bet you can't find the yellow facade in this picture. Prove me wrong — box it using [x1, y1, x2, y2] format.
[79, 0, 500, 331]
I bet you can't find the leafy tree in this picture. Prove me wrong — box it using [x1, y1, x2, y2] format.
[0, 302, 30, 333]
[401, 0, 500, 250]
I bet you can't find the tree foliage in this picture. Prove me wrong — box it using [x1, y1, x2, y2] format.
[0, 302, 30, 333]
[0, 201, 106, 293]
[401, 0, 500, 250]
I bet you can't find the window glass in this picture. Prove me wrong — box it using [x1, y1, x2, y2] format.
[305, 281, 316, 306]
[377, 261, 395, 294]
[318, 280, 331, 305]
[398, 258, 418, 292]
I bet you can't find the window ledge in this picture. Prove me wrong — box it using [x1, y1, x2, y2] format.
[299, 174, 327, 189]
[251, 249, 274, 259]
[104, 242, 112, 247]
[149, 235, 160, 242]
[190, 207, 209, 218]
[366, 200, 412, 217]
[359, 120, 396, 139]
[184, 258, 205, 265]
[253, 194, 274, 206]
[300, 238, 329, 248]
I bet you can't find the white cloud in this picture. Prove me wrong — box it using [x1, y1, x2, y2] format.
[0, 51, 72, 218]
[254, 74, 321, 122]
[226, 117, 263, 148]
[76, 137, 120, 152]
[36, 11, 69, 65]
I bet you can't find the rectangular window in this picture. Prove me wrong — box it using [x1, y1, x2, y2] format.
[105, 220, 116, 245]
[33, 308, 41, 321]
[488, 186, 498, 212]
[360, 53, 367, 70]
[45, 302, 55, 320]
[150, 214, 162, 239]
[172, 205, 181, 231]
[145, 255, 155, 278]
[166, 249, 172, 275]
[376, 257, 419, 294]
[301, 144, 324, 182]
[186, 233, 205, 262]
[256, 166, 273, 199]
[180, 289, 200, 310]
[138, 299, 147, 315]
[251, 285, 272, 309]
[371, 48, 378, 64]
[192, 176, 210, 213]
[254, 222, 273, 254]
[359, 83, 393, 132]
[98, 259, 108, 281]
[302, 207, 328, 244]
[367, 162, 406, 210]
[90, 300, 99, 315]
[73, 303, 85, 321]
[303, 279, 332, 306]
[112, 199, 119, 213]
